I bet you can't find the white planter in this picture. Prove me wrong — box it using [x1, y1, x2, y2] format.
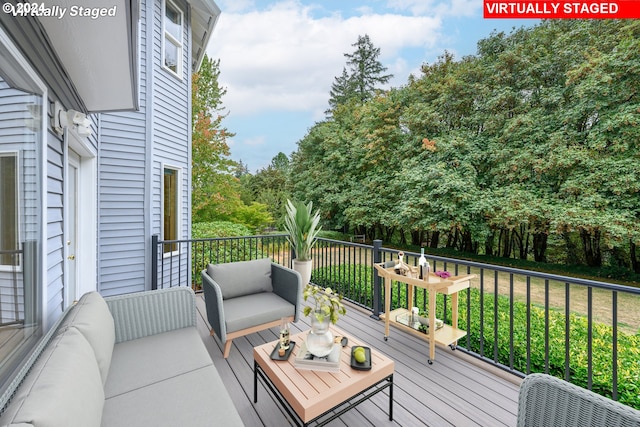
[292, 259, 312, 285]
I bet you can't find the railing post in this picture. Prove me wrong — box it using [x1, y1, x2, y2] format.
[371, 239, 382, 320]
[151, 234, 158, 290]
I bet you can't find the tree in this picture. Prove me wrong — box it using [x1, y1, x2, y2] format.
[191, 56, 239, 223]
[328, 34, 393, 110]
[248, 152, 292, 226]
[327, 67, 356, 111]
[285, 19, 640, 278]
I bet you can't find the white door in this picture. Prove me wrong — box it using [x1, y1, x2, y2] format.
[66, 150, 80, 304]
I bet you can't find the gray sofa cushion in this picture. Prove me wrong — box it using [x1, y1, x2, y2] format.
[223, 292, 295, 333]
[207, 258, 273, 299]
[1, 327, 104, 427]
[104, 327, 213, 399]
[59, 291, 115, 384]
[102, 365, 243, 427]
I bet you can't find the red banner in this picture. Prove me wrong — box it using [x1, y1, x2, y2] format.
[484, 1, 640, 18]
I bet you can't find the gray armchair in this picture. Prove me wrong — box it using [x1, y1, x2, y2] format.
[517, 373, 640, 426]
[202, 258, 302, 358]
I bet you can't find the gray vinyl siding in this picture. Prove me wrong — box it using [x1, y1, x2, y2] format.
[96, 0, 149, 295]
[97, 0, 192, 293]
[97, 112, 147, 295]
[152, 0, 191, 288]
[45, 127, 64, 325]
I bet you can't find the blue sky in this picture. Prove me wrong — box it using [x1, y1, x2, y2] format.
[207, 0, 536, 173]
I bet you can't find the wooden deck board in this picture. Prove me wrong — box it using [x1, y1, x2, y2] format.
[195, 294, 519, 426]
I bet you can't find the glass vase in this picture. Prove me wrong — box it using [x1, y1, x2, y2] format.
[306, 312, 334, 357]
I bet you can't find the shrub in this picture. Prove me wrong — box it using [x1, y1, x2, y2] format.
[191, 221, 271, 289]
[192, 221, 253, 238]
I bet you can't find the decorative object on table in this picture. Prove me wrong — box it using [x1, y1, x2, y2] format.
[394, 251, 411, 276]
[335, 335, 349, 347]
[418, 248, 428, 279]
[411, 307, 419, 324]
[279, 317, 291, 356]
[283, 199, 322, 285]
[303, 284, 347, 357]
[395, 311, 444, 334]
[294, 340, 341, 372]
[271, 341, 296, 361]
[434, 270, 451, 279]
[350, 346, 372, 371]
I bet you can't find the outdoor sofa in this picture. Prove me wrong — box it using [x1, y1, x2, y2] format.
[0, 287, 243, 427]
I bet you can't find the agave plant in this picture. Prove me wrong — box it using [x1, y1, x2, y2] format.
[283, 199, 321, 261]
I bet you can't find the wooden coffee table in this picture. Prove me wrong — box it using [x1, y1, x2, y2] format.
[253, 326, 394, 426]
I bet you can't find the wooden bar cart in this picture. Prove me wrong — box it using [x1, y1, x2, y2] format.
[374, 263, 476, 364]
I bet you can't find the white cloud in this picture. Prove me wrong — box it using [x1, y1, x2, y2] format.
[242, 135, 266, 147]
[207, 1, 441, 118]
[386, 0, 480, 17]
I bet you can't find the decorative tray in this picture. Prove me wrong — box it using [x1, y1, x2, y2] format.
[270, 341, 296, 361]
[350, 346, 371, 371]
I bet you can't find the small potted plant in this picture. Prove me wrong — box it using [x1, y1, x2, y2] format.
[303, 284, 347, 324]
[302, 284, 347, 357]
[283, 199, 321, 284]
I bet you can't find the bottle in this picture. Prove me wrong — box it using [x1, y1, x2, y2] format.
[279, 318, 290, 351]
[418, 248, 427, 279]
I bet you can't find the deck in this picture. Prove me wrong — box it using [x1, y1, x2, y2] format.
[194, 294, 521, 426]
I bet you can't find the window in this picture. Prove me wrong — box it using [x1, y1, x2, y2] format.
[163, 167, 180, 254]
[163, 0, 183, 77]
[0, 154, 17, 266]
[0, 27, 45, 390]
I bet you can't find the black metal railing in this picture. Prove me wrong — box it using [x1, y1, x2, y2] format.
[0, 248, 23, 325]
[151, 234, 640, 409]
[151, 234, 291, 291]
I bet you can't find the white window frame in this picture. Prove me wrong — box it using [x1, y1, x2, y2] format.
[0, 23, 48, 341]
[0, 151, 20, 272]
[161, 164, 182, 257]
[162, 0, 183, 79]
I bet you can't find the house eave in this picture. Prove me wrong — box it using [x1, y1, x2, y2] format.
[189, 0, 220, 73]
[37, 0, 139, 113]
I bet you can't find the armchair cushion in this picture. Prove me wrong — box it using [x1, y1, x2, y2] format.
[207, 258, 273, 299]
[223, 293, 296, 333]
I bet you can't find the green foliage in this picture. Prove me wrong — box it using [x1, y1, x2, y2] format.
[288, 19, 640, 276]
[302, 284, 347, 324]
[283, 199, 322, 261]
[312, 263, 640, 409]
[232, 202, 273, 233]
[192, 221, 252, 239]
[191, 56, 239, 223]
[245, 152, 292, 228]
[328, 34, 393, 110]
[191, 221, 267, 289]
[191, 57, 273, 230]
